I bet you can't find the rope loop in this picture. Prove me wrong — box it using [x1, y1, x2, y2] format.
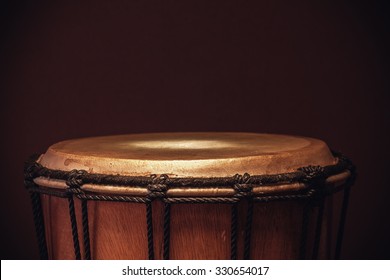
[233, 173, 251, 184]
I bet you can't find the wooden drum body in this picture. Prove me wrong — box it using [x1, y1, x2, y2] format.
[24, 133, 355, 259]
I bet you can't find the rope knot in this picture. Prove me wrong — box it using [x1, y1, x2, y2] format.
[233, 173, 252, 197]
[148, 184, 167, 193]
[148, 174, 169, 199]
[299, 166, 327, 204]
[24, 160, 43, 182]
[66, 170, 88, 190]
[298, 166, 325, 184]
[234, 184, 252, 193]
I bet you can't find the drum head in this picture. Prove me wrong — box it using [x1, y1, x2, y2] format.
[38, 132, 336, 177]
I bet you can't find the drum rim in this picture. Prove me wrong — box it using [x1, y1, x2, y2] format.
[24, 151, 356, 201]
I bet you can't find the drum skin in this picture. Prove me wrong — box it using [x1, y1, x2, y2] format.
[34, 133, 348, 259]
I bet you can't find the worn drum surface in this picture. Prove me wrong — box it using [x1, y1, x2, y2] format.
[24, 133, 355, 260]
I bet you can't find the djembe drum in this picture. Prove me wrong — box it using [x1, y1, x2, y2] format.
[24, 133, 355, 260]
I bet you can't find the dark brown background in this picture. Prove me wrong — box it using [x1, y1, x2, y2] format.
[1, 0, 389, 259]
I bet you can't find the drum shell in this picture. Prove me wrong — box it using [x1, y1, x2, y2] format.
[39, 191, 340, 260]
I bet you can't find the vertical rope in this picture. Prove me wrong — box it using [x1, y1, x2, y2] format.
[230, 203, 238, 260]
[299, 201, 311, 260]
[312, 198, 325, 259]
[163, 203, 171, 260]
[335, 186, 351, 259]
[243, 199, 254, 260]
[146, 202, 154, 260]
[68, 196, 81, 260]
[30, 192, 49, 259]
[81, 199, 91, 260]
